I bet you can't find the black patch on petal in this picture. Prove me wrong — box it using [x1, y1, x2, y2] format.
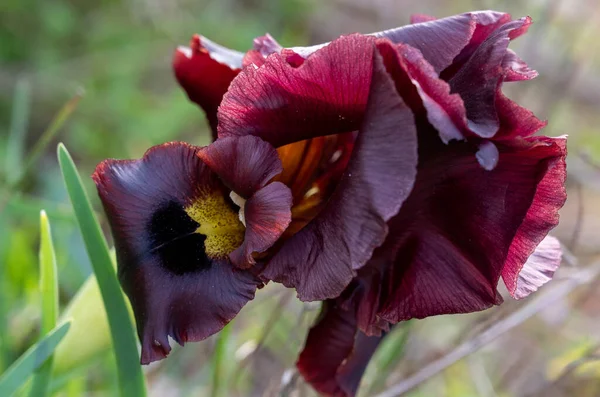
[149, 200, 212, 275]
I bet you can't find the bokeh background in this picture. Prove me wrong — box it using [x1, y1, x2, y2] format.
[1, 0, 599, 396]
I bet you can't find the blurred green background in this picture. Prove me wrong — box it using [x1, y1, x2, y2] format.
[1, 0, 599, 396]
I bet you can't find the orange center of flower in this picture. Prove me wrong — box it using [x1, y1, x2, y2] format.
[184, 191, 245, 258]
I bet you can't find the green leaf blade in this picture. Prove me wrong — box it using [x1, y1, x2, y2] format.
[29, 210, 60, 397]
[57, 144, 146, 397]
[0, 322, 71, 397]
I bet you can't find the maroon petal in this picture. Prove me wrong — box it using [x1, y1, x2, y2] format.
[218, 34, 376, 147]
[375, 133, 567, 323]
[297, 301, 384, 397]
[448, 17, 532, 138]
[503, 49, 538, 82]
[501, 136, 567, 299]
[289, 11, 511, 75]
[173, 35, 242, 139]
[93, 142, 261, 363]
[261, 50, 418, 301]
[495, 92, 547, 140]
[230, 182, 292, 268]
[377, 40, 468, 143]
[198, 135, 283, 199]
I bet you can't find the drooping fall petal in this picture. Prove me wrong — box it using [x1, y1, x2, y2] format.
[297, 301, 384, 397]
[501, 136, 567, 299]
[373, 134, 566, 323]
[93, 142, 261, 363]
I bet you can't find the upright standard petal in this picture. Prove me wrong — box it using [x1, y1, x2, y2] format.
[448, 17, 533, 137]
[288, 11, 512, 75]
[261, 48, 418, 301]
[173, 35, 242, 138]
[218, 34, 376, 146]
[93, 142, 261, 363]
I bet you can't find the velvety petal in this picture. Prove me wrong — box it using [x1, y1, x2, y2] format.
[198, 135, 283, 199]
[495, 92, 547, 139]
[93, 142, 261, 363]
[218, 34, 376, 147]
[377, 40, 468, 143]
[501, 136, 567, 299]
[290, 11, 510, 74]
[448, 17, 532, 138]
[129, 257, 259, 364]
[503, 49, 538, 82]
[230, 182, 292, 268]
[297, 301, 384, 397]
[173, 35, 242, 138]
[375, 133, 566, 323]
[261, 50, 418, 301]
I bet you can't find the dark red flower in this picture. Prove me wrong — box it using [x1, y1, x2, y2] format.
[210, 11, 566, 396]
[93, 140, 292, 364]
[94, 10, 567, 397]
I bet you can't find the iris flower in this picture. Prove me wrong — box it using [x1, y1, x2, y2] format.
[94, 10, 566, 396]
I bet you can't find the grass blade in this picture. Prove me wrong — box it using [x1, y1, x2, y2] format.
[29, 211, 59, 397]
[57, 143, 146, 397]
[0, 321, 71, 397]
[4, 78, 31, 185]
[211, 322, 233, 397]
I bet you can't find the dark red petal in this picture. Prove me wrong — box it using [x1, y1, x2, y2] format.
[198, 135, 283, 199]
[373, 14, 475, 73]
[501, 136, 567, 299]
[297, 302, 384, 397]
[495, 92, 547, 140]
[376, 11, 514, 74]
[261, 50, 418, 301]
[448, 17, 532, 138]
[93, 142, 261, 363]
[132, 258, 259, 364]
[173, 35, 241, 139]
[230, 182, 292, 268]
[377, 40, 468, 143]
[376, 133, 566, 322]
[218, 34, 376, 147]
[283, 12, 514, 76]
[502, 49, 538, 82]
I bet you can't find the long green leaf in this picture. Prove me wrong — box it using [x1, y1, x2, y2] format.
[0, 322, 71, 397]
[29, 211, 59, 397]
[57, 144, 146, 397]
